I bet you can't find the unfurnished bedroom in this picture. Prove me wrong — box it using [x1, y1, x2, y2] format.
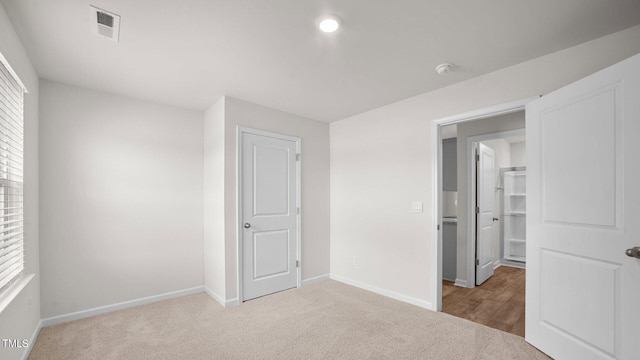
[1, 1, 640, 359]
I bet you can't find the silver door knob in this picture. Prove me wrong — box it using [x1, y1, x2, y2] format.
[243, 223, 251, 229]
[625, 247, 640, 258]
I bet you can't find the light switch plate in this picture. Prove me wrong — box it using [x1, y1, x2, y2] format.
[411, 201, 423, 213]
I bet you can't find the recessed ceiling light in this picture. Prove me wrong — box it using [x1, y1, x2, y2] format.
[317, 15, 341, 33]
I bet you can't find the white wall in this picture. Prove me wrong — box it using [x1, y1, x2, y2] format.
[0, 3, 40, 360]
[510, 142, 526, 167]
[223, 96, 330, 300]
[39, 80, 204, 318]
[203, 97, 226, 301]
[330, 25, 640, 309]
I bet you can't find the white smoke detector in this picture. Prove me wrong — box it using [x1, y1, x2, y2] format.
[435, 63, 454, 75]
[90, 6, 121, 42]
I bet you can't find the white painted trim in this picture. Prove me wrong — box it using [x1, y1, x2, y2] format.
[0, 273, 34, 315]
[0, 51, 28, 93]
[203, 287, 225, 307]
[431, 120, 443, 311]
[432, 97, 538, 126]
[20, 320, 41, 360]
[236, 127, 302, 303]
[203, 286, 239, 307]
[225, 298, 240, 307]
[203, 287, 222, 305]
[493, 260, 502, 270]
[41, 286, 204, 327]
[302, 274, 330, 286]
[431, 97, 535, 313]
[453, 279, 469, 288]
[467, 128, 526, 288]
[330, 274, 434, 311]
[466, 140, 477, 288]
[500, 259, 526, 269]
[236, 126, 242, 304]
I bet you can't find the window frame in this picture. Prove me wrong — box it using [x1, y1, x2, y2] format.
[0, 51, 31, 313]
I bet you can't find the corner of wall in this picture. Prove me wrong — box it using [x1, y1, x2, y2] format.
[203, 96, 227, 300]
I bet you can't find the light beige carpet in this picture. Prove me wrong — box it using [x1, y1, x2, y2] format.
[29, 280, 550, 359]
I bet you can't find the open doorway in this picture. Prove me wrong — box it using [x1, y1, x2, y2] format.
[434, 101, 530, 337]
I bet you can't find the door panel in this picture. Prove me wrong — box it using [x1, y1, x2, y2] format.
[541, 87, 619, 228]
[254, 145, 290, 216]
[539, 250, 618, 355]
[476, 143, 495, 285]
[253, 230, 290, 279]
[526, 53, 640, 360]
[242, 131, 299, 301]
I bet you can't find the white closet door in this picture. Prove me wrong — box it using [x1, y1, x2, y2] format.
[476, 143, 495, 285]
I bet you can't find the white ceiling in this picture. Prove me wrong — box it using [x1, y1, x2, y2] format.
[2, 0, 640, 122]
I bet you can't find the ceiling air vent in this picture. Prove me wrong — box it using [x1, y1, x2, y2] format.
[90, 6, 120, 42]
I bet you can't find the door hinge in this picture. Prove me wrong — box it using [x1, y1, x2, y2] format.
[476, 259, 479, 266]
[437, 224, 440, 231]
[296, 260, 300, 268]
[476, 153, 480, 162]
[475, 206, 480, 214]
[297, 207, 300, 215]
[296, 153, 301, 161]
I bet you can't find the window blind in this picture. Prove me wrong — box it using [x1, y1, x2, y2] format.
[0, 58, 24, 292]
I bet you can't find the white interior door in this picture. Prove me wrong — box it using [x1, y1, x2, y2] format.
[476, 143, 495, 285]
[526, 53, 640, 360]
[241, 130, 299, 301]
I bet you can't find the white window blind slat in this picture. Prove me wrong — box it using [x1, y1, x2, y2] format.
[0, 262, 22, 290]
[0, 74, 22, 106]
[0, 83, 23, 115]
[0, 102, 24, 135]
[0, 87, 23, 113]
[0, 119, 25, 144]
[0, 65, 22, 98]
[0, 235, 22, 252]
[0, 254, 22, 276]
[0, 242, 22, 262]
[0, 218, 23, 227]
[0, 56, 24, 294]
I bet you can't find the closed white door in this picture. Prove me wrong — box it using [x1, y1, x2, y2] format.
[526, 53, 640, 359]
[476, 143, 496, 285]
[241, 130, 299, 301]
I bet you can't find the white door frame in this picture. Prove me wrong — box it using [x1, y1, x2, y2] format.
[431, 97, 537, 311]
[468, 129, 525, 286]
[236, 126, 302, 303]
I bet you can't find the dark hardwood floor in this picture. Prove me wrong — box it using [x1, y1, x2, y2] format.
[442, 266, 525, 337]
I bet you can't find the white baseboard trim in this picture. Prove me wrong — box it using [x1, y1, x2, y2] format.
[41, 286, 204, 327]
[203, 287, 225, 307]
[203, 287, 239, 308]
[453, 279, 469, 288]
[329, 274, 434, 311]
[302, 274, 330, 286]
[500, 259, 526, 269]
[20, 319, 42, 360]
[493, 260, 502, 270]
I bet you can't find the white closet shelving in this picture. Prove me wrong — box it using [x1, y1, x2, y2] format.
[502, 169, 526, 264]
